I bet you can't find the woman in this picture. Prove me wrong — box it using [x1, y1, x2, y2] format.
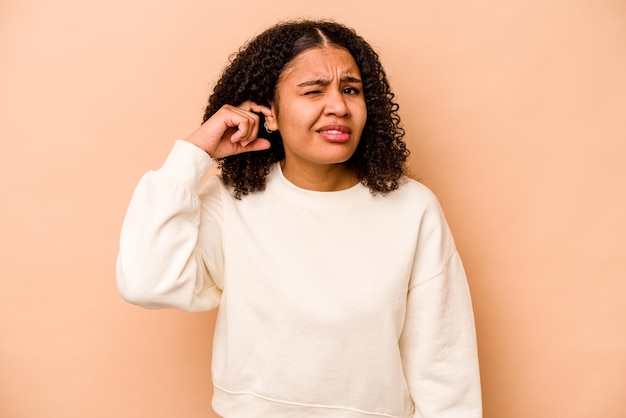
[117, 20, 482, 417]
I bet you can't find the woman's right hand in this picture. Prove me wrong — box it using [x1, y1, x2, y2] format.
[185, 101, 273, 158]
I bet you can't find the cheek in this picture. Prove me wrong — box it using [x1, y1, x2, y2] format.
[280, 109, 318, 132]
[356, 105, 368, 130]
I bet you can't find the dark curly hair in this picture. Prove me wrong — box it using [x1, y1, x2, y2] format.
[203, 19, 409, 198]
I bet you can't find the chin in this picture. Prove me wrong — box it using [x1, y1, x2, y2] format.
[317, 153, 356, 165]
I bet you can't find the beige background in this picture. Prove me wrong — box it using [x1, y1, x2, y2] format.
[1, 0, 625, 417]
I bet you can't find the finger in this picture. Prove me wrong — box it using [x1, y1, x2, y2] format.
[238, 100, 273, 118]
[238, 137, 271, 152]
[224, 111, 258, 143]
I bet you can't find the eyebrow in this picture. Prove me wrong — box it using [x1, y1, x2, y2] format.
[297, 75, 362, 87]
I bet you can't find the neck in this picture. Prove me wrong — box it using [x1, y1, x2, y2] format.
[280, 160, 359, 192]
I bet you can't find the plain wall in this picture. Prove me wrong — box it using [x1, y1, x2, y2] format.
[1, 1, 625, 417]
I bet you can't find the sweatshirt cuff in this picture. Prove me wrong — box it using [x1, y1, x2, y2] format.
[158, 140, 214, 188]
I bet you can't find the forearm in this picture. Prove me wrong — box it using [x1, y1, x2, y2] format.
[401, 253, 482, 417]
[116, 140, 222, 312]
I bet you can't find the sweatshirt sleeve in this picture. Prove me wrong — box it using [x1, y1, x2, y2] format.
[399, 197, 482, 417]
[116, 140, 224, 312]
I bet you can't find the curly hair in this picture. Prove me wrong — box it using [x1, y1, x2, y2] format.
[203, 19, 409, 198]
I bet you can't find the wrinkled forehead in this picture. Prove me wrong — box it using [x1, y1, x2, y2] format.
[279, 46, 361, 83]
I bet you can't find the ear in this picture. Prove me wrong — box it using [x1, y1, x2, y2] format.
[265, 101, 279, 131]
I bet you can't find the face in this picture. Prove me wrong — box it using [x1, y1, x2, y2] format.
[266, 47, 367, 174]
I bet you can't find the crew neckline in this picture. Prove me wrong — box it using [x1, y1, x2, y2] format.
[267, 162, 370, 211]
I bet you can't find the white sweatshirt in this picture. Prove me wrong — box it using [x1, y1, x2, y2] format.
[116, 140, 482, 417]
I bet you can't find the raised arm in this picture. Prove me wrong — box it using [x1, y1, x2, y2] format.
[116, 101, 273, 311]
[116, 140, 222, 311]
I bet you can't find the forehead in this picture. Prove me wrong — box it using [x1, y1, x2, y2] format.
[279, 47, 361, 82]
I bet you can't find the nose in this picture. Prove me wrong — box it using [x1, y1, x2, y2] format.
[324, 89, 350, 118]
